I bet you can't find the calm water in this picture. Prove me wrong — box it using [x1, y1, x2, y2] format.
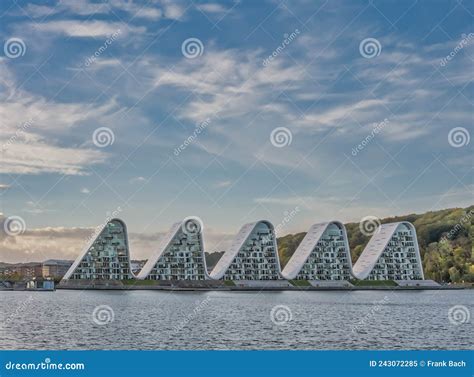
[0, 289, 472, 350]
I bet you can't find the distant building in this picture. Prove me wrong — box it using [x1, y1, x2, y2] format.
[0, 263, 42, 279]
[26, 278, 55, 290]
[42, 259, 72, 278]
[209, 221, 281, 280]
[352, 222, 424, 281]
[136, 220, 208, 281]
[62, 219, 132, 280]
[281, 221, 352, 281]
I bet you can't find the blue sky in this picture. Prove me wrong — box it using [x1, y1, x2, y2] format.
[0, 0, 472, 262]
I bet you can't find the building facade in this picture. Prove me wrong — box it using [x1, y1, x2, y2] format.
[42, 259, 73, 278]
[281, 221, 352, 281]
[62, 219, 132, 280]
[209, 221, 281, 280]
[352, 222, 424, 281]
[136, 220, 208, 280]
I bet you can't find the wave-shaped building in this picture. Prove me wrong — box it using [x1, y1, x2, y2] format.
[281, 221, 352, 281]
[209, 221, 281, 280]
[62, 218, 132, 280]
[136, 219, 208, 281]
[61, 217, 426, 285]
[352, 222, 424, 281]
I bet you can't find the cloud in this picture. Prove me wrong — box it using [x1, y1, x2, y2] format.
[153, 49, 307, 123]
[0, 61, 115, 175]
[22, 4, 60, 17]
[160, 0, 187, 20]
[80, 188, 91, 194]
[23, 0, 166, 20]
[32, 20, 144, 38]
[133, 7, 162, 20]
[294, 99, 387, 130]
[1, 141, 107, 175]
[196, 3, 228, 14]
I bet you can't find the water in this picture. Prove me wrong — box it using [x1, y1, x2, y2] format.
[0, 290, 472, 350]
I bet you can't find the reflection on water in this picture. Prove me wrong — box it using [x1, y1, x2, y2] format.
[0, 289, 472, 350]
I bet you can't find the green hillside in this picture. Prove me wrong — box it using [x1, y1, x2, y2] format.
[277, 206, 474, 283]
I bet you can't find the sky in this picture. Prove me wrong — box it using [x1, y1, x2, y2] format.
[0, 0, 472, 263]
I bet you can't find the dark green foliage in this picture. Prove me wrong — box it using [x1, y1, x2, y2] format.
[349, 280, 397, 287]
[277, 232, 306, 268]
[289, 280, 311, 287]
[205, 251, 224, 269]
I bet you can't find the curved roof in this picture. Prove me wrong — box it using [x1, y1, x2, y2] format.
[281, 221, 352, 280]
[136, 220, 209, 280]
[351, 222, 424, 280]
[62, 218, 132, 280]
[209, 220, 280, 280]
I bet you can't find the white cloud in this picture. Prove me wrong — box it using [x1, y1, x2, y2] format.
[161, 0, 187, 20]
[23, 0, 164, 20]
[133, 7, 162, 20]
[294, 99, 387, 130]
[32, 20, 144, 38]
[0, 61, 116, 175]
[196, 3, 228, 14]
[1, 140, 107, 175]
